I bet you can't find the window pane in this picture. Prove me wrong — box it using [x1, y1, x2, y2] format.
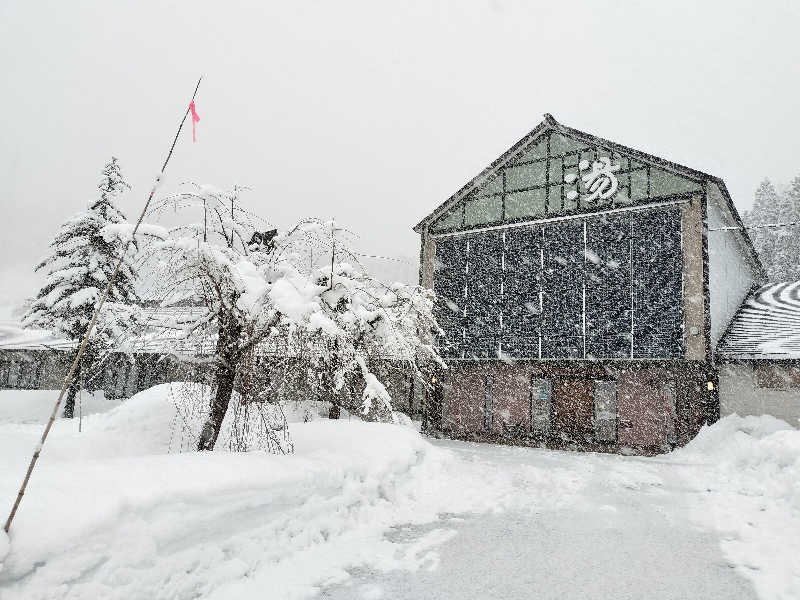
[650, 168, 701, 198]
[505, 162, 546, 191]
[510, 138, 546, 164]
[564, 186, 579, 211]
[464, 196, 502, 226]
[431, 206, 463, 231]
[505, 189, 546, 220]
[549, 132, 586, 156]
[613, 155, 630, 171]
[477, 174, 503, 196]
[548, 186, 563, 213]
[630, 168, 648, 202]
[548, 157, 562, 185]
[614, 185, 633, 205]
[563, 152, 580, 168]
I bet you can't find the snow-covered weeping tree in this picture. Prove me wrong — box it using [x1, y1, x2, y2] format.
[24, 157, 140, 417]
[147, 186, 442, 450]
[144, 185, 277, 450]
[269, 220, 443, 421]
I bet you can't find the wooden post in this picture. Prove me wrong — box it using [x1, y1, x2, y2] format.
[3, 77, 203, 534]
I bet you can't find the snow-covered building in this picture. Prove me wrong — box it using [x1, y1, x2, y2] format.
[414, 113, 769, 453]
[716, 281, 800, 427]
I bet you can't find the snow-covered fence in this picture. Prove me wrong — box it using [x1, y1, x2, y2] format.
[0, 344, 423, 419]
[0, 349, 72, 391]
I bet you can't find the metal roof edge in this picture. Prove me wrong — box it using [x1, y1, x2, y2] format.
[413, 114, 557, 233]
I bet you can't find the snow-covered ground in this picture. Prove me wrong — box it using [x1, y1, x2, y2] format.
[0, 385, 797, 600]
[0, 390, 121, 425]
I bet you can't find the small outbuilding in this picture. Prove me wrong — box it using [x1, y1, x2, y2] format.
[717, 281, 800, 427]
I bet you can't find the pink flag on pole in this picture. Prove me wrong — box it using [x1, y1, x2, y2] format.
[189, 101, 200, 142]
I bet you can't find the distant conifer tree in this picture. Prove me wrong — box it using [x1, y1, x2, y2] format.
[744, 177, 800, 282]
[24, 158, 139, 417]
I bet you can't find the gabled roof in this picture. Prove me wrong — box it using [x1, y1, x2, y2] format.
[717, 282, 800, 360]
[413, 114, 763, 276]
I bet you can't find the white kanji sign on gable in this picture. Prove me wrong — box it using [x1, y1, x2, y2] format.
[581, 157, 620, 203]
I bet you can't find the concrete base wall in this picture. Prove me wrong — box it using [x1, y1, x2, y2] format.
[719, 362, 800, 428]
[434, 360, 714, 454]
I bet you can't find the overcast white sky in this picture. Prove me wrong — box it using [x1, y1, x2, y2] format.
[1, 0, 798, 306]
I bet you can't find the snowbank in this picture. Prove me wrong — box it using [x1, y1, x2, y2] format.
[674, 414, 800, 600]
[678, 413, 795, 457]
[0, 389, 121, 425]
[0, 382, 572, 599]
[0, 383, 455, 599]
[9, 389, 797, 599]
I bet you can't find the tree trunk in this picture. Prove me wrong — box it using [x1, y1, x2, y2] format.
[197, 360, 237, 450]
[197, 313, 242, 451]
[63, 362, 81, 419]
[328, 403, 340, 419]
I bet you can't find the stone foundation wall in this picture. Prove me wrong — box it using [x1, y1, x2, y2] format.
[433, 360, 713, 454]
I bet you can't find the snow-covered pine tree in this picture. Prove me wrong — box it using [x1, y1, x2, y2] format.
[24, 157, 140, 417]
[744, 177, 800, 282]
[778, 175, 800, 281]
[745, 179, 781, 280]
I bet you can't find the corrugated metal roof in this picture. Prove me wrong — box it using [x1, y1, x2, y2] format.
[718, 282, 800, 360]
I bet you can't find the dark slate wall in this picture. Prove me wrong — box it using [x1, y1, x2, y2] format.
[542, 220, 584, 358]
[502, 227, 541, 358]
[432, 206, 684, 360]
[631, 208, 684, 358]
[586, 213, 632, 359]
[432, 236, 466, 358]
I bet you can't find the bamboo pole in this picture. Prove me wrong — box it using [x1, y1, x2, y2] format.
[3, 77, 203, 534]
